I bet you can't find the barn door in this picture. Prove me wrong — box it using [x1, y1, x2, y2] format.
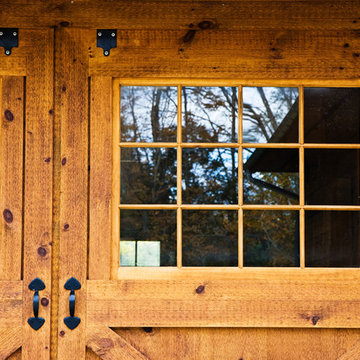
[56, 28, 360, 360]
[0, 29, 53, 359]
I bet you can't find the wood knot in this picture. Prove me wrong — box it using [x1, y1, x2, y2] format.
[60, 21, 70, 27]
[98, 338, 114, 350]
[3, 209, 13, 223]
[312, 315, 320, 325]
[64, 223, 70, 230]
[183, 29, 196, 43]
[61, 157, 67, 166]
[198, 20, 216, 30]
[4, 110, 14, 122]
[196, 285, 205, 294]
[143, 327, 153, 333]
[59, 330, 65, 337]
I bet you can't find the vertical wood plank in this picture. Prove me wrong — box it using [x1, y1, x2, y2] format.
[111, 80, 120, 279]
[89, 76, 113, 280]
[22, 29, 54, 360]
[0, 76, 24, 280]
[56, 28, 88, 360]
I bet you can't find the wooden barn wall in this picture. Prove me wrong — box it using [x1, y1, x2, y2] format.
[1, 1, 360, 359]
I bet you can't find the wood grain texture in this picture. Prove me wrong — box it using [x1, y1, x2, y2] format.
[22, 29, 54, 360]
[338, 338, 360, 360]
[0, 281, 22, 329]
[0, 58, 26, 77]
[88, 30, 360, 79]
[0, 327, 22, 360]
[86, 326, 149, 360]
[1, 1, 360, 30]
[0, 76, 24, 281]
[56, 28, 89, 360]
[89, 77, 112, 280]
[85, 327, 360, 360]
[88, 269, 360, 328]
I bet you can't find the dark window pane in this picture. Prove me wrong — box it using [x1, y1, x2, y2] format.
[182, 87, 238, 142]
[121, 86, 177, 142]
[305, 149, 360, 205]
[121, 147, 177, 204]
[305, 211, 360, 267]
[243, 87, 299, 143]
[182, 210, 238, 266]
[243, 148, 299, 205]
[244, 210, 299, 267]
[304, 88, 360, 143]
[120, 210, 177, 266]
[182, 148, 238, 204]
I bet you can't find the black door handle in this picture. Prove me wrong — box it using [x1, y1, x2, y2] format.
[64, 277, 81, 330]
[27, 277, 45, 330]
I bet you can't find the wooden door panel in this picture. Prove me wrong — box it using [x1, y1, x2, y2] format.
[0, 29, 53, 360]
[85, 328, 360, 360]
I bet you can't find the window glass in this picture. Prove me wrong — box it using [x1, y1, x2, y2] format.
[121, 147, 177, 204]
[243, 87, 299, 143]
[182, 87, 238, 142]
[304, 88, 360, 143]
[182, 148, 238, 204]
[121, 86, 177, 142]
[120, 210, 176, 266]
[244, 210, 299, 267]
[243, 148, 299, 205]
[182, 210, 238, 266]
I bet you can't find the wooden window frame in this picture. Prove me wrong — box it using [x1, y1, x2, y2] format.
[112, 78, 360, 278]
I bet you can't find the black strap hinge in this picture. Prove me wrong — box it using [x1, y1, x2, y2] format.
[0, 28, 18, 56]
[97, 29, 117, 56]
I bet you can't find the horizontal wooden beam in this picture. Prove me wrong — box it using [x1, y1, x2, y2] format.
[87, 29, 360, 79]
[87, 269, 360, 328]
[0, 281, 22, 329]
[1, 1, 360, 30]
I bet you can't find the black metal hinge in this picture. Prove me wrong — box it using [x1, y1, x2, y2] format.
[0, 28, 18, 56]
[97, 29, 117, 56]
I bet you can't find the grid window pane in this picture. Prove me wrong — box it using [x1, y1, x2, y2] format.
[121, 147, 177, 204]
[182, 87, 238, 143]
[182, 148, 238, 204]
[243, 148, 299, 205]
[244, 210, 299, 267]
[305, 211, 360, 267]
[304, 88, 360, 144]
[121, 86, 177, 142]
[305, 149, 360, 205]
[182, 210, 238, 266]
[120, 210, 177, 267]
[243, 87, 299, 143]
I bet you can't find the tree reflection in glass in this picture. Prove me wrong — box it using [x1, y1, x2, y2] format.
[182, 87, 238, 142]
[121, 147, 177, 204]
[121, 86, 177, 142]
[243, 87, 299, 143]
[182, 210, 238, 266]
[244, 210, 299, 267]
[182, 148, 238, 204]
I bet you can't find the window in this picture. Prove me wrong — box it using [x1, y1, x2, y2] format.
[114, 83, 360, 270]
